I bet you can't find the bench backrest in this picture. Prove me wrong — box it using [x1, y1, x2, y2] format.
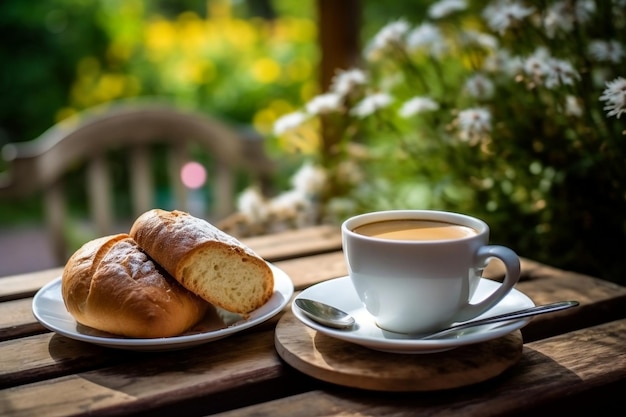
[0, 102, 274, 263]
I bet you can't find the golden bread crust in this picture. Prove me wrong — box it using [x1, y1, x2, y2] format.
[130, 209, 274, 314]
[61, 234, 208, 338]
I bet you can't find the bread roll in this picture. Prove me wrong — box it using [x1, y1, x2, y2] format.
[62, 234, 209, 338]
[130, 209, 274, 315]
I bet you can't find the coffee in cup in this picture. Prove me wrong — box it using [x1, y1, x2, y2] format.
[353, 219, 477, 241]
[342, 210, 521, 334]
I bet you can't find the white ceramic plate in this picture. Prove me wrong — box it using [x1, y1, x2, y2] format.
[32, 263, 294, 351]
[293, 276, 534, 354]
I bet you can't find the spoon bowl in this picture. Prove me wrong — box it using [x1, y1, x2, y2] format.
[294, 298, 578, 339]
[295, 298, 355, 329]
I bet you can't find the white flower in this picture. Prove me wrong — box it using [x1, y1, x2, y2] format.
[237, 187, 269, 222]
[461, 29, 499, 51]
[291, 162, 327, 195]
[350, 92, 393, 118]
[464, 74, 495, 99]
[268, 183, 321, 230]
[366, 19, 410, 61]
[406, 23, 447, 57]
[523, 48, 580, 89]
[544, 58, 580, 89]
[273, 111, 309, 135]
[482, 1, 535, 35]
[428, 0, 467, 19]
[588, 40, 625, 64]
[457, 108, 492, 142]
[565, 95, 583, 117]
[541, 0, 596, 38]
[306, 93, 343, 115]
[543, 1, 575, 37]
[268, 189, 311, 223]
[523, 47, 552, 81]
[574, 0, 596, 23]
[600, 76, 626, 119]
[330, 68, 368, 97]
[399, 97, 439, 118]
[483, 48, 523, 76]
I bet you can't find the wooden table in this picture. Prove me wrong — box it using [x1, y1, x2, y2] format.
[1, 225, 625, 416]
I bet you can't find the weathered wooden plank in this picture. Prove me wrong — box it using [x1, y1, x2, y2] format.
[515, 263, 626, 342]
[241, 225, 342, 262]
[274, 252, 347, 290]
[6, 320, 626, 416]
[2, 254, 624, 344]
[0, 333, 120, 389]
[87, 153, 113, 237]
[0, 330, 287, 417]
[0, 299, 46, 341]
[213, 320, 626, 417]
[2, 262, 623, 392]
[129, 145, 154, 219]
[0, 268, 62, 302]
[44, 181, 67, 264]
[0, 306, 287, 389]
[1, 312, 624, 416]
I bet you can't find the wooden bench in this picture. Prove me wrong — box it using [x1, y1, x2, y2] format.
[0, 102, 274, 264]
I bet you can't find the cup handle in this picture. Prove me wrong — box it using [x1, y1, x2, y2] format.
[455, 245, 521, 322]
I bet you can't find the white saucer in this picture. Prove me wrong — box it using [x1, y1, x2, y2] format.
[292, 276, 534, 354]
[32, 263, 294, 351]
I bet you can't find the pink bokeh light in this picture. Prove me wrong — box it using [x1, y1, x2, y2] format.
[180, 161, 207, 189]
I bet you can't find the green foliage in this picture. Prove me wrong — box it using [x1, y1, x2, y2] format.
[1, 0, 625, 286]
[271, 1, 626, 284]
[0, 0, 108, 145]
[0, 0, 318, 224]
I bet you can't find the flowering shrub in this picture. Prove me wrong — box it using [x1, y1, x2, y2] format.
[237, 0, 626, 283]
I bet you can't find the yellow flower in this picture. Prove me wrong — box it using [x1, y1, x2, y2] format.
[253, 100, 295, 135]
[251, 58, 281, 83]
[174, 59, 212, 85]
[225, 19, 258, 49]
[177, 12, 207, 53]
[274, 17, 316, 43]
[145, 18, 175, 59]
[252, 108, 276, 135]
[279, 123, 321, 155]
[300, 80, 319, 103]
[94, 73, 127, 102]
[270, 99, 295, 115]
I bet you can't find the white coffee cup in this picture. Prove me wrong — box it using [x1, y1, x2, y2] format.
[341, 210, 521, 334]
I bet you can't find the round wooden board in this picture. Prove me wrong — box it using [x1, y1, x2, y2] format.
[275, 311, 523, 392]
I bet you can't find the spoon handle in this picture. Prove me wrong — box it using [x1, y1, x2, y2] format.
[423, 300, 579, 339]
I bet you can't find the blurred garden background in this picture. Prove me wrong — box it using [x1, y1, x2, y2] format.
[1, 0, 625, 286]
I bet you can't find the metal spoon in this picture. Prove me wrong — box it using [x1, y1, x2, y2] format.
[295, 298, 357, 329]
[294, 298, 579, 338]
